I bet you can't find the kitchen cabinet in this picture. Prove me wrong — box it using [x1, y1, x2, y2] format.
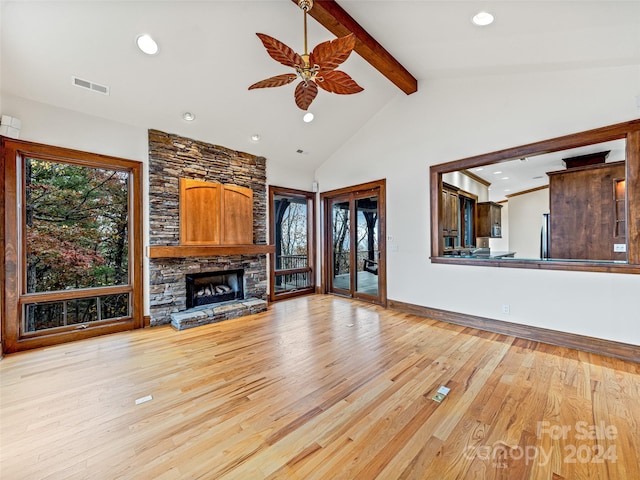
[547, 161, 625, 261]
[476, 202, 502, 238]
[441, 186, 459, 237]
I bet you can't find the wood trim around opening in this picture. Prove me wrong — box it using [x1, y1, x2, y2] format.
[268, 185, 316, 302]
[1, 137, 144, 353]
[430, 118, 640, 274]
[320, 179, 387, 307]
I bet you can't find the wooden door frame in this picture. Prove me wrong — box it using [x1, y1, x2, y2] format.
[1, 137, 144, 354]
[320, 179, 387, 307]
[268, 185, 316, 301]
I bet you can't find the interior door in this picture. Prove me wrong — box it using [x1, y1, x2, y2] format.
[324, 180, 386, 305]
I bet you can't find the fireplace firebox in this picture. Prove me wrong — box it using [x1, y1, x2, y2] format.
[185, 269, 244, 308]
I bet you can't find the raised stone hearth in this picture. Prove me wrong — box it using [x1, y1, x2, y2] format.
[148, 130, 268, 327]
[170, 298, 267, 330]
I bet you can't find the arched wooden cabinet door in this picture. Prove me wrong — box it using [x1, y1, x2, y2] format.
[222, 184, 253, 244]
[180, 178, 222, 245]
[179, 178, 253, 245]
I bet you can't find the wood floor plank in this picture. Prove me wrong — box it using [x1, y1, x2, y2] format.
[1, 294, 638, 480]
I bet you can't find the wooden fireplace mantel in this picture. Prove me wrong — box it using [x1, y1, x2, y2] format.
[147, 244, 275, 259]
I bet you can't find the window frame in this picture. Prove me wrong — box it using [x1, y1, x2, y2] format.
[268, 185, 316, 301]
[1, 137, 144, 353]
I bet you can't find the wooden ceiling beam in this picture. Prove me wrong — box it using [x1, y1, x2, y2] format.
[292, 0, 418, 95]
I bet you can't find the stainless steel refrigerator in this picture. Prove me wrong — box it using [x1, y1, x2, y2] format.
[540, 213, 550, 259]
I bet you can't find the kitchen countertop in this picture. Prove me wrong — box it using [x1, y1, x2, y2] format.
[443, 250, 516, 259]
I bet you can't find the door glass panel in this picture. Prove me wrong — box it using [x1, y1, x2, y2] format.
[25, 158, 130, 293]
[356, 196, 379, 296]
[332, 200, 351, 291]
[274, 195, 308, 271]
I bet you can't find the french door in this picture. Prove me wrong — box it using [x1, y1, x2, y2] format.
[323, 180, 386, 305]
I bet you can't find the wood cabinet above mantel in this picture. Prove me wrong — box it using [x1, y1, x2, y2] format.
[147, 177, 272, 259]
[180, 178, 253, 245]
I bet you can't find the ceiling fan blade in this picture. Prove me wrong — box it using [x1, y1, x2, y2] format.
[309, 33, 356, 73]
[316, 70, 364, 95]
[294, 81, 318, 110]
[249, 74, 298, 90]
[256, 33, 303, 68]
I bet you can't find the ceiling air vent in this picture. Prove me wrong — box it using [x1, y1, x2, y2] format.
[71, 76, 110, 95]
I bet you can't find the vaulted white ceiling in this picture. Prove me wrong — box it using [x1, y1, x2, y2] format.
[2, 1, 639, 176]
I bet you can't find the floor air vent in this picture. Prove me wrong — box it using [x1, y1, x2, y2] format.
[72, 76, 110, 95]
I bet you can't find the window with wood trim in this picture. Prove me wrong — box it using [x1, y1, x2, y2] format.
[268, 186, 315, 301]
[1, 138, 144, 353]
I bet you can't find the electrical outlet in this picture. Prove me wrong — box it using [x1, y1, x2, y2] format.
[614, 244, 626, 253]
[502, 304, 510, 314]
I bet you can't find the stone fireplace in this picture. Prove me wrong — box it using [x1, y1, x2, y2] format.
[147, 130, 269, 329]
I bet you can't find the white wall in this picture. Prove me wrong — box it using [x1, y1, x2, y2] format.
[315, 63, 640, 346]
[507, 189, 549, 259]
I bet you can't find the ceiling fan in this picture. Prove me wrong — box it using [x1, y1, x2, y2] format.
[249, 0, 363, 111]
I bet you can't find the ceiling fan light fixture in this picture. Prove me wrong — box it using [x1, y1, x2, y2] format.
[136, 34, 159, 55]
[303, 112, 314, 123]
[248, 0, 363, 110]
[472, 11, 494, 26]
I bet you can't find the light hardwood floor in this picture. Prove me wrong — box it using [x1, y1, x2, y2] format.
[1, 295, 638, 479]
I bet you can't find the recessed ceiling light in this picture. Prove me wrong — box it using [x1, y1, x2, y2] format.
[472, 11, 494, 26]
[493, 171, 503, 174]
[136, 34, 159, 55]
[475, 167, 484, 171]
[250, 134, 261, 143]
[504, 188, 511, 192]
[182, 112, 195, 122]
[501, 176, 509, 180]
[303, 112, 314, 123]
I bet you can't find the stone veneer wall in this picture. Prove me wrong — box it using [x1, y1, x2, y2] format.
[148, 129, 268, 326]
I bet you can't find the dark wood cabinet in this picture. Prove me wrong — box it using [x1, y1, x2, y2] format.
[547, 161, 626, 261]
[476, 202, 502, 238]
[441, 186, 459, 237]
